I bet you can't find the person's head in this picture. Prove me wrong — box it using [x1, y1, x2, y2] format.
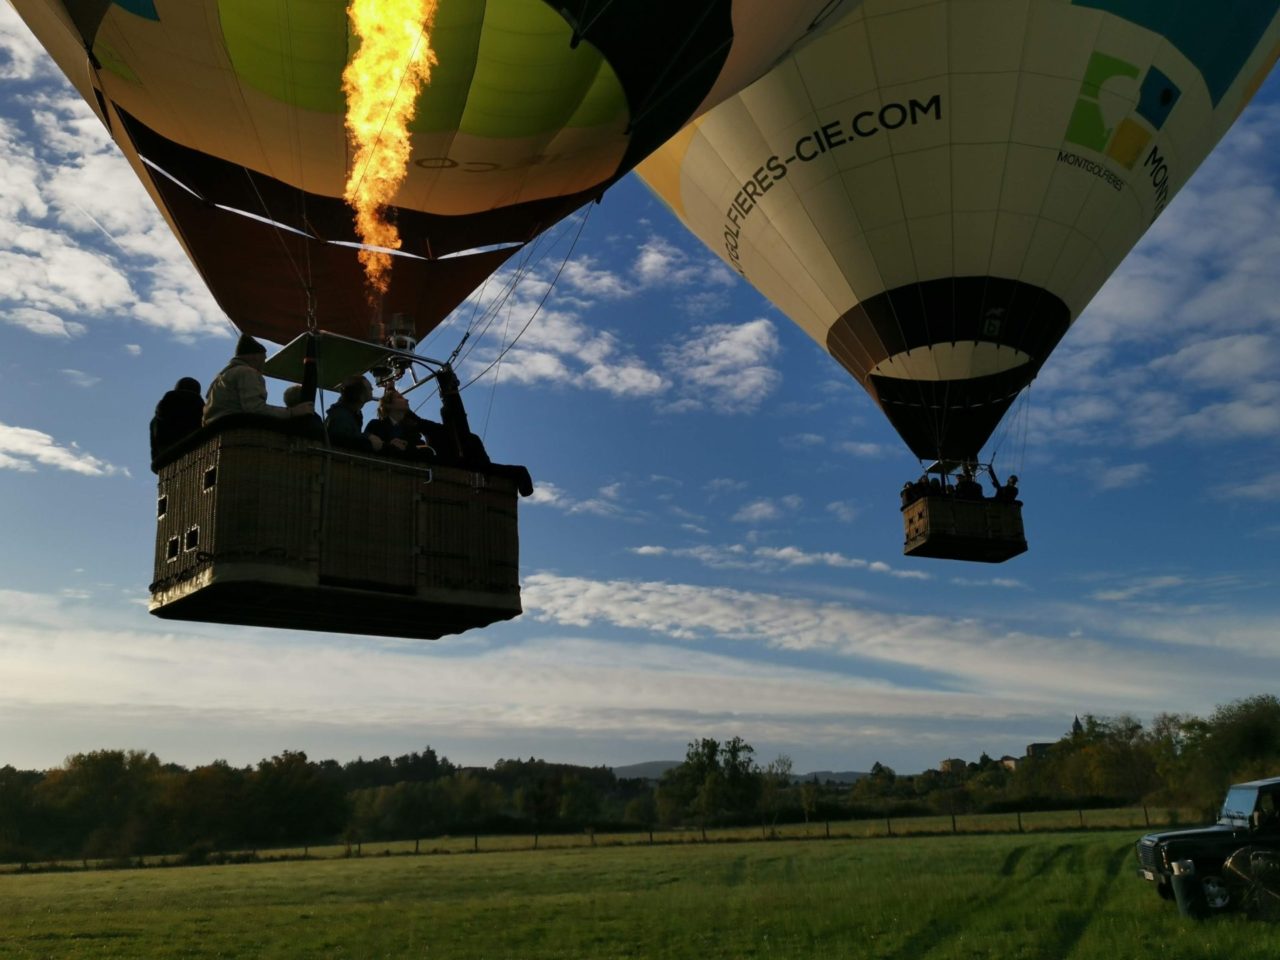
[282, 385, 306, 408]
[378, 390, 409, 419]
[1008, 475, 1019, 485]
[339, 376, 373, 406]
[174, 377, 201, 394]
[235, 333, 267, 368]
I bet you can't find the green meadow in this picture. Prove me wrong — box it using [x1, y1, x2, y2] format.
[1, 830, 1277, 959]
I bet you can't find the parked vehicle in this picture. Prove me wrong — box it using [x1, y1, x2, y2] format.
[1136, 777, 1280, 911]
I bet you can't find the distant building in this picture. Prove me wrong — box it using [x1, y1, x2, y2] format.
[1025, 743, 1053, 759]
[1000, 755, 1019, 770]
[939, 758, 966, 774]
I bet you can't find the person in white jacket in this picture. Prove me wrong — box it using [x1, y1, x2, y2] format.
[203, 334, 313, 425]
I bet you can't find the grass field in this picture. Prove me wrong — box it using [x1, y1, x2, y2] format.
[1, 830, 1276, 959]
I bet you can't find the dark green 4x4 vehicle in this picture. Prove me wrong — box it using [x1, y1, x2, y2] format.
[1136, 776, 1280, 911]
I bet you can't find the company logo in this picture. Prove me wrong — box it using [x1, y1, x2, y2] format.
[1064, 52, 1181, 170]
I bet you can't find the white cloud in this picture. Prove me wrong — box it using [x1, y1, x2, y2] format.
[1090, 575, 1187, 603]
[520, 574, 1273, 705]
[1214, 471, 1280, 502]
[837, 441, 885, 458]
[0, 7, 53, 82]
[60, 368, 100, 388]
[705, 477, 747, 495]
[662, 318, 780, 413]
[1, 306, 85, 337]
[0, 93, 230, 342]
[1033, 101, 1280, 459]
[525, 479, 624, 517]
[732, 498, 781, 523]
[632, 235, 733, 289]
[1094, 462, 1149, 490]
[951, 577, 1026, 589]
[0, 421, 126, 476]
[561, 256, 631, 299]
[826, 501, 859, 523]
[629, 541, 929, 580]
[125, 344, 142, 356]
[785, 433, 826, 448]
[1149, 334, 1275, 387]
[459, 281, 667, 400]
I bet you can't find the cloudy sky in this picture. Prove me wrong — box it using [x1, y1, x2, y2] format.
[1, 6, 1278, 776]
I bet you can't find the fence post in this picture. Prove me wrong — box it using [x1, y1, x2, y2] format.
[825, 821, 830, 839]
[649, 829, 654, 845]
[1143, 805, 1150, 827]
[473, 834, 478, 853]
[1077, 809, 1084, 828]
[886, 816, 893, 837]
[414, 838, 420, 854]
[1017, 811, 1023, 833]
[951, 813, 957, 834]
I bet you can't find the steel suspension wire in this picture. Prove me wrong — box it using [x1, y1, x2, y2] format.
[407, 203, 593, 422]
[459, 202, 594, 390]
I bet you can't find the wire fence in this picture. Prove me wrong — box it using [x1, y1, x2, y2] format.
[0, 804, 1200, 874]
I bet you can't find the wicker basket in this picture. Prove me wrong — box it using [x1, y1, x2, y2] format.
[902, 496, 1027, 563]
[150, 420, 521, 639]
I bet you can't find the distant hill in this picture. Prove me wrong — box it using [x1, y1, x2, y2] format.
[612, 762, 867, 785]
[794, 770, 867, 785]
[612, 760, 680, 781]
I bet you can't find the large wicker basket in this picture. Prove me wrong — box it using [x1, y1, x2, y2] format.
[150, 419, 521, 639]
[902, 496, 1027, 563]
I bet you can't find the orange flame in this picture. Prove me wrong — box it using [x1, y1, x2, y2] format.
[342, 0, 438, 297]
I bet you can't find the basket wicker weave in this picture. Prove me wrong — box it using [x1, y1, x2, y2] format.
[150, 419, 520, 639]
[902, 496, 1027, 563]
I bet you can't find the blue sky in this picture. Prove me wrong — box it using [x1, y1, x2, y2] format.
[1, 6, 1278, 776]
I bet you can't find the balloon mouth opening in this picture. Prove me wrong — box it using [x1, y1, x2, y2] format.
[870, 343, 1031, 382]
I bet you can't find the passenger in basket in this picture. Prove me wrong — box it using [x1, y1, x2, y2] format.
[203, 334, 314, 425]
[283, 384, 324, 438]
[325, 375, 383, 453]
[954, 467, 984, 500]
[364, 389, 434, 460]
[987, 466, 1020, 503]
[150, 377, 205, 459]
[433, 366, 534, 497]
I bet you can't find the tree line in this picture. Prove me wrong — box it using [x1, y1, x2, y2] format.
[0, 695, 1275, 866]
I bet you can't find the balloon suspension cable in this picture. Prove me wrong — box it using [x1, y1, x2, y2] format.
[460, 202, 594, 391]
[447, 331, 470, 367]
[625, 4, 719, 134]
[239, 165, 311, 297]
[568, 0, 620, 42]
[444, 220, 565, 367]
[404, 204, 590, 424]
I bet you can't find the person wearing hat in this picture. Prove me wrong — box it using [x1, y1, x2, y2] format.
[149, 376, 205, 461]
[324, 375, 384, 453]
[203, 333, 314, 426]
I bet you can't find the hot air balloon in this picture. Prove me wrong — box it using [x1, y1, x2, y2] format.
[11, 0, 857, 637]
[639, 0, 1280, 561]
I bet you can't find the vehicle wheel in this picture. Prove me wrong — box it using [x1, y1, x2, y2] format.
[1156, 880, 1175, 901]
[1200, 874, 1233, 911]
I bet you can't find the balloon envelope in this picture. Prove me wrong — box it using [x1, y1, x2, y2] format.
[11, 0, 854, 345]
[640, 0, 1280, 460]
